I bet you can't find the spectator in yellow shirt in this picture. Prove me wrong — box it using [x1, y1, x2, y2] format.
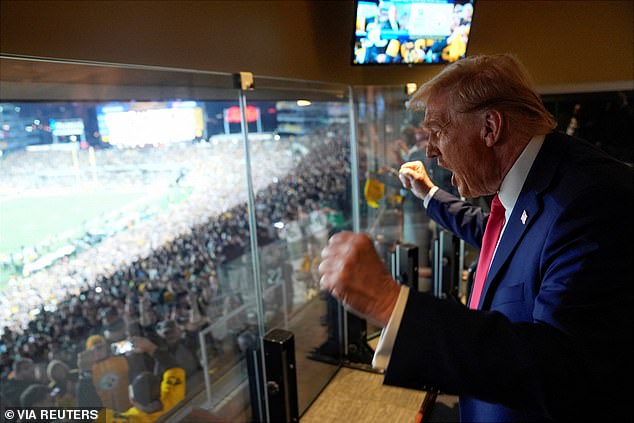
[105, 336, 186, 423]
[111, 367, 185, 423]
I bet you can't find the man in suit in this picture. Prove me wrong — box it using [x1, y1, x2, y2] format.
[319, 54, 632, 421]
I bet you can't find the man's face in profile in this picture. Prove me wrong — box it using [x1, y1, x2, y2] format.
[424, 93, 497, 198]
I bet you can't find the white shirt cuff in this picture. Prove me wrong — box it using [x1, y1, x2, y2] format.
[372, 285, 410, 370]
[423, 186, 440, 208]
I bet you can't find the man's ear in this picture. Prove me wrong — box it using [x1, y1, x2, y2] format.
[481, 109, 503, 147]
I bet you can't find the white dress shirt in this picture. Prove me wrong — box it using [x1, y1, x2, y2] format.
[373, 134, 545, 370]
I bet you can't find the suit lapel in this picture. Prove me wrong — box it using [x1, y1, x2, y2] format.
[477, 194, 541, 308]
[477, 133, 567, 310]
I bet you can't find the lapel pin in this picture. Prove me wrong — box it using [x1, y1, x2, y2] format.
[521, 210, 528, 225]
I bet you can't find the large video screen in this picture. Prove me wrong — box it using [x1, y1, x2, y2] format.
[96, 101, 205, 147]
[352, 0, 476, 65]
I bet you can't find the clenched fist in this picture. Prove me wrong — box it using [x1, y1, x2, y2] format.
[318, 232, 401, 327]
[399, 160, 435, 199]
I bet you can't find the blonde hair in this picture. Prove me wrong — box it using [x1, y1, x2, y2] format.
[410, 54, 556, 135]
[85, 334, 106, 350]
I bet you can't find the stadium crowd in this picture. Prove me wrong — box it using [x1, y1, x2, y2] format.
[1, 139, 297, 329]
[0, 125, 351, 416]
[0, 143, 212, 195]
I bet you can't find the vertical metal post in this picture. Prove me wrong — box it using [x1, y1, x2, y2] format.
[458, 239, 465, 299]
[238, 84, 270, 422]
[281, 270, 289, 329]
[250, 347, 265, 421]
[458, 196, 467, 300]
[434, 235, 442, 298]
[199, 331, 213, 408]
[437, 232, 445, 298]
[344, 86, 362, 356]
[348, 86, 361, 234]
[223, 109, 230, 134]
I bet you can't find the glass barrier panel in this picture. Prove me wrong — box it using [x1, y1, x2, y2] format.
[243, 78, 352, 416]
[0, 56, 264, 422]
[353, 86, 421, 279]
[352, 85, 467, 301]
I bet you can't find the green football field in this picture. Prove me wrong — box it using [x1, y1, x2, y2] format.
[0, 186, 192, 290]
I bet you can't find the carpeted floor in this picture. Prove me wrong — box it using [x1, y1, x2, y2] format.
[301, 367, 429, 423]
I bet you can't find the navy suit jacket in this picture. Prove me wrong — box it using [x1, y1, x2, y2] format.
[384, 132, 633, 421]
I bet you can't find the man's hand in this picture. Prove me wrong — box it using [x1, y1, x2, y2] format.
[399, 161, 435, 199]
[130, 336, 157, 355]
[77, 349, 96, 371]
[318, 232, 400, 327]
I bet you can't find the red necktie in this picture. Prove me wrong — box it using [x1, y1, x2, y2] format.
[469, 195, 506, 309]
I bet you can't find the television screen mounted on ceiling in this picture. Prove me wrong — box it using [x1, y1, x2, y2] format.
[352, 0, 476, 65]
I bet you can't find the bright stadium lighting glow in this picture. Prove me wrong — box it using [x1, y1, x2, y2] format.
[296, 100, 311, 107]
[96, 102, 203, 147]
